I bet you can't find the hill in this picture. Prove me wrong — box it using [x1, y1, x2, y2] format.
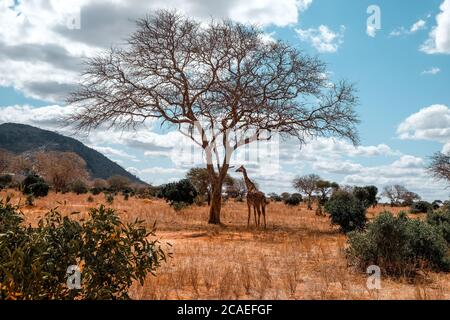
[0, 123, 144, 184]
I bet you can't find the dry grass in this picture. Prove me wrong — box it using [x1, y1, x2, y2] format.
[1, 189, 450, 300]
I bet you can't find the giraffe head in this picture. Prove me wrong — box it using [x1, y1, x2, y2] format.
[235, 165, 246, 173]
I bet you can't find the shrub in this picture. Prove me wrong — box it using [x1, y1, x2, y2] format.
[0, 174, 12, 189]
[171, 201, 189, 211]
[410, 201, 432, 214]
[71, 180, 89, 195]
[284, 194, 302, 206]
[25, 195, 35, 206]
[107, 175, 130, 192]
[268, 193, 282, 202]
[21, 174, 49, 198]
[347, 212, 450, 276]
[105, 193, 114, 204]
[427, 208, 450, 244]
[87, 196, 94, 203]
[28, 182, 50, 198]
[0, 201, 167, 300]
[160, 179, 198, 207]
[90, 187, 104, 195]
[432, 200, 443, 210]
[324, 191, 367, 233]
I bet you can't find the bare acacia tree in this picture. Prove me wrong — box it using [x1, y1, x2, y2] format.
[293, 174, 321, 210]
[382, 185, 420, 207]
[68, 10, 359, 224]
[428, 152, 450, 185]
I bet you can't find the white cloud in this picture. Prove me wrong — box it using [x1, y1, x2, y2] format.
[0, 0, 313, 102]
[91, 146, 139, 162]
[397, 105, 450, 150]
[391, 155, 425, 169]
[390, 19, 428, 37]
[295, 25, 345, 53]
[421, 0, 450, 54]
[229, 0, 312, 27]
[421, 67, 441, 75]
[410, 19, 427, 33]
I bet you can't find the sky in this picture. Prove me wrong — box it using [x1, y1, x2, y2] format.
[0, 0, 449, 200]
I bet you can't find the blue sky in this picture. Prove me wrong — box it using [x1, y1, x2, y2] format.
[0, 0, 449, 200]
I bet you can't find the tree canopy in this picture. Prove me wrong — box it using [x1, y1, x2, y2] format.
[68, 10, 359, 224]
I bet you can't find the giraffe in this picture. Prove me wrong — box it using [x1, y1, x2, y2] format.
[235, 165, 267, 228]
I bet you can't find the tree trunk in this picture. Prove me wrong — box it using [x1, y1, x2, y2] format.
[307, 196, 313, 210]
[208, 183, 222, 224]
[206, 163, 230, 225]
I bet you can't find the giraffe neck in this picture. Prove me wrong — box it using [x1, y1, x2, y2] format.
[242, 169, 257, 192]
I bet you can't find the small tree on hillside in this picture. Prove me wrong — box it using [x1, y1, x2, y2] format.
[68, 10, 359, 224]
[0, 149, 13, 173]
[35, 151, 89, 193]
[293, 174, 321, 210]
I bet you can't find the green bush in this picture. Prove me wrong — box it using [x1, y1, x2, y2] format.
[284, 193, 302, 206]
[160, 179, 198, 207]
[105, 193, 114, 204]
[71, 180, 89, 195]
[25, 194, 35, 206]
[0, 200, 167, 300]
[90, 187, 104, 195]
[427, 208, 450, 244]
[21, 174, 49, 198]
[324, 191, 367, 233]
[0, 174, 12, 189]
[410, 201, 432, 214]
[347, 212, 450, 276]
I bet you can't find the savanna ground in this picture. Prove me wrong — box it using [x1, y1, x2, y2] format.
[1, 189, 449, 300]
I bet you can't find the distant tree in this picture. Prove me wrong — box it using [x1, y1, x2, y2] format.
[293, 174, 321, 210]
[108, 175, 131, 192]
[428, 152, 450, 185]
[284, 193, 303, 206]
[160, 179, 198, 207]
[68, 10, 359, 224]
[71, 180, 89, 195]
[186, 167, 234, 204]
[382, 185, 420, 207]
[35, 151, 89, 193]
[226, 178, 247, 199]
[93, 178, 108, 189]
[10, 154, 33, 175]
[353, 186, 378, 208]
[316, 180, 339, 205]
[402, 191, 421, 207]
[280, 192, 291, 202]
[268, 193, 282, 202]
[0, 149, 13, 173]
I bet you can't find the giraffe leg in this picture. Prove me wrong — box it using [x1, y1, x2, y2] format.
[262, 203, 267, 229]
[253, 206, 258, 227]
[247, 202, 251, 228]
[256, 205, 261, 227]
